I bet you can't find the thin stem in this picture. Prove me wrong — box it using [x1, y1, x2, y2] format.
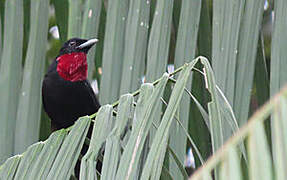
[192, 67, 204, 76]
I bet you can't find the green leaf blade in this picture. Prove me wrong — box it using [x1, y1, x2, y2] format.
[248, 121, 273, 180]
[116, 74, 168, 180]
[99, 0, 129, 104]
[146, 0, 174, 82]
[81, 0, 102, 79]
[169, 0, 201, 179]
[80, 105, 113, 180]
[101, 95, 133, 180]
[0, 0, 24, 163]
[119, 0, 150, 94]
[47, 117, 91, 180]
[14, 0, 50, 154]
[141, 62, 196, 180]
[273, 98, 287, 180]
[67, 0, 82, 38]
[233, 0, 265, 126]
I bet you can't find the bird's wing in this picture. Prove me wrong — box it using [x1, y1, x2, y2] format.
[83, 80, 101, 112]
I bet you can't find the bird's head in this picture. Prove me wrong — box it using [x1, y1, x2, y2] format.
[59, 38, 98, 55]
[56, 38, 98, 82]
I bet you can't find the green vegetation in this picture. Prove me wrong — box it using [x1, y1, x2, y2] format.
[0, 0, 285, 179]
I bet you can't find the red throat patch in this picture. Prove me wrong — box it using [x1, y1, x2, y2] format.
[56, 52, 88, 82]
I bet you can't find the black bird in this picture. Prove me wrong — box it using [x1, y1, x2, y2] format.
[42, 38, 101, 178]
[42, 38, 100, 131]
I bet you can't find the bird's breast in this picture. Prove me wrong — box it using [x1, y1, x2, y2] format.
[56, 52, 88, 82]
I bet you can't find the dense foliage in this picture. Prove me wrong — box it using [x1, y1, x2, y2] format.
[0, 0, 286, 179]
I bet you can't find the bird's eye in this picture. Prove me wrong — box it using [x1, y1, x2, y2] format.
[69, 41, 76, 46]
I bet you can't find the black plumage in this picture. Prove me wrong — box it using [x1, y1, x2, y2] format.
[42, 38, 100, 131]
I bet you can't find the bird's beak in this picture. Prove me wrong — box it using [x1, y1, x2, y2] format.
[76, 38, 98, 49]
